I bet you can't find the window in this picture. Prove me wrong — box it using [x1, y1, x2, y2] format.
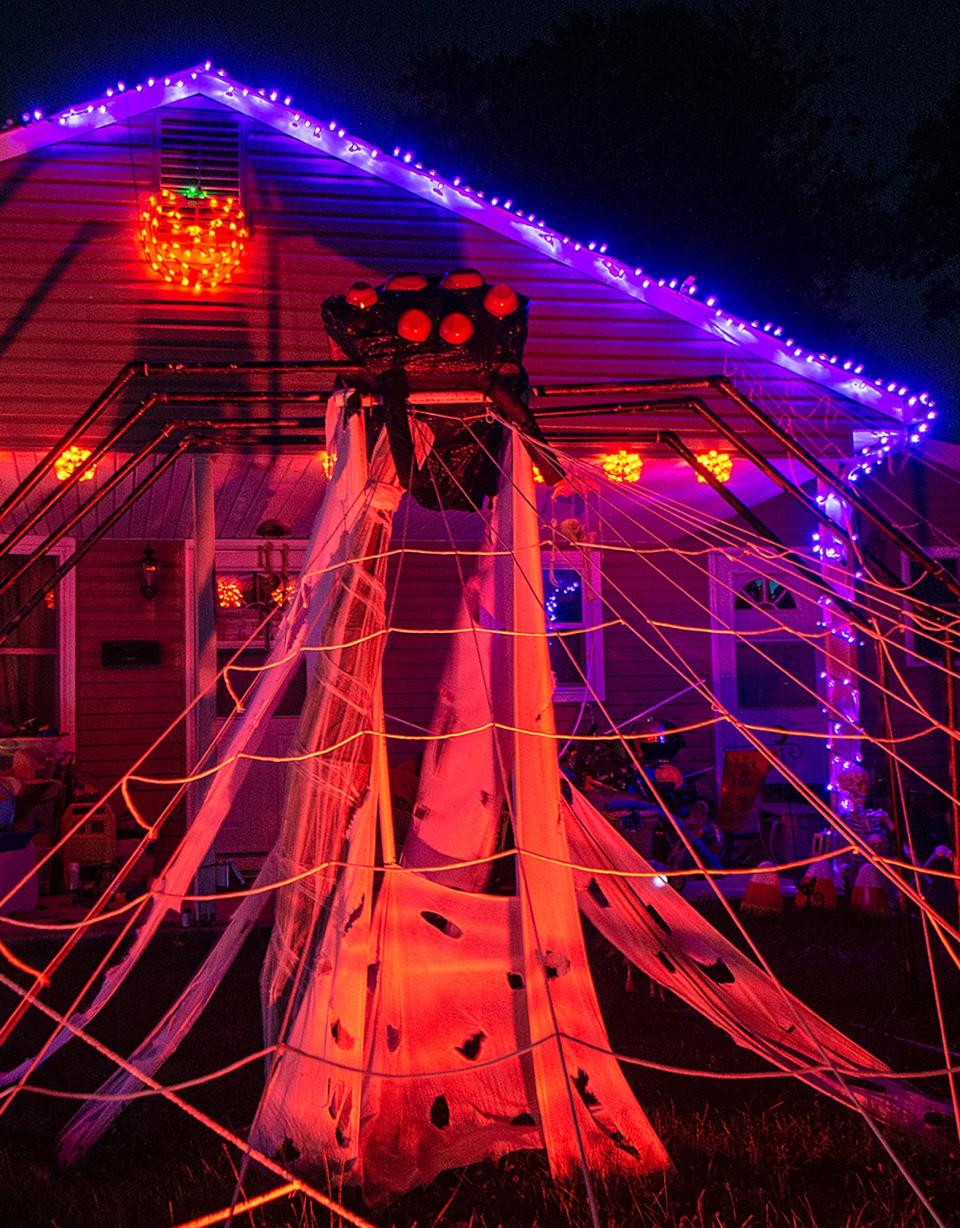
[901, 552, 959, 665]
[214, 558, 304, 719]
[0, 549, 73, 738]
[542, 551, 604, 702]
[734, 577, 796, 611]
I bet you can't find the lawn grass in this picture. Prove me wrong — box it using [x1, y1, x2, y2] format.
[0, 906, 956, 1227]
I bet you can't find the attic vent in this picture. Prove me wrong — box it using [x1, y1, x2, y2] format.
[160, 115, 242, 199]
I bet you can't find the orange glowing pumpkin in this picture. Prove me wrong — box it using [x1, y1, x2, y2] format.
[139, 187, 248, 293]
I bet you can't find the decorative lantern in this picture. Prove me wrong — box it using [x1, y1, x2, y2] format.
[318, 449, 337, 479]
[55, 446, 96, 482]
[695, 449, 733, 483]
[271, 579, 297, 607]
[138, 186, 248, 293]
[138, 547, 162, 601]
[216, 577, 244, 610]
[601, 449, 643, 483]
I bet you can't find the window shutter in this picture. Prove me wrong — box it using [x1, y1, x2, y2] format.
[159, 114, 242, 198]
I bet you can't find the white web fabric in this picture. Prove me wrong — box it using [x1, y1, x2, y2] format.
[53, 410, 945, 1202]
[564, 786, 937, 1133]
[401, 535, 503, 893]
[252, 424, 402, 1168]
[57, 392, 397, 1153]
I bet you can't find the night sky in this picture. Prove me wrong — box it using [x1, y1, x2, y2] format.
[2, 0, 958, 429]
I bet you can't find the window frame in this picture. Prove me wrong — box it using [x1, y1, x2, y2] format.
[542, 546, 605, 704]
[899, 548, 960, 665]
[209, 540, 309, 721]
[0, 537, 75, 748]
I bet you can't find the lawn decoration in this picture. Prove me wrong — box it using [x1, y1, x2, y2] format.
[1, 273, 947, 1223]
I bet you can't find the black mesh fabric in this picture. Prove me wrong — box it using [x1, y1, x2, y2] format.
[322, 272, 558, 510]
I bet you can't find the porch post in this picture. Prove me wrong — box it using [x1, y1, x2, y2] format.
[813, 483, 862, 823]
[190, 455, 219, 920]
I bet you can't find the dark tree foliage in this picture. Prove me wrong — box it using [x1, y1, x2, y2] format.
[896, 81, 960, 330]
[397, 3, 880, 341]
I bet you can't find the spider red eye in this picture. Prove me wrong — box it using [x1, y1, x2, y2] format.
[385, 272, 428, 291]
[483, 284, 518, 318]
[397, 308, 433, 341]
[439, 312, 474, 345]
[346, 281, 378, 309]
[442, 268, 484, 290]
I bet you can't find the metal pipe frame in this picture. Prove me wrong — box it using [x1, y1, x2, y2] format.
[712, 376, 960, 604]
[0, 363, 144, 527]
[534, 376, 960, 605]
[0, 408, 330, 600]
[0, 420, 180, 598]
[0, 440, 195, 645]
[0, 361, 359, 530]
[5, 366, 956, 641]
[7, 364, 950, 602]
[0, 392, 167, 563]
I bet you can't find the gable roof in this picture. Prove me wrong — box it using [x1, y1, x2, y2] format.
[0, 61, 939, 459]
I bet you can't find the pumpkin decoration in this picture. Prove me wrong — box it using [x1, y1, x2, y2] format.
[139, 186, 248, 293]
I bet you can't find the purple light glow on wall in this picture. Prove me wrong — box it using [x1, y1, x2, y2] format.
[0, 60, 939, 470]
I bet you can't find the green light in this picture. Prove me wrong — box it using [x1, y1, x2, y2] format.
[181, 184, 208, 200]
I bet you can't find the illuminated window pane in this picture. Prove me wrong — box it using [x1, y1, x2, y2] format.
[543, 568, 583, 624]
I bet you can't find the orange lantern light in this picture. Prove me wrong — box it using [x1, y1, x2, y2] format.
[216, 577, 244, 609]
[601, 449, 643, 483]
[55, 446, 96, 482]
[138, 187, 248, 294]
[318, 449, 337, 479]
[271, 579, 297, 607]
[695, 449, 733, 483]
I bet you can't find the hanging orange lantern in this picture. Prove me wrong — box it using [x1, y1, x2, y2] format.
[318, 449, 337, 478]
[138, 187, 248, 293]
[601, 449, 643, 483]
[271, 578, 297, 607]
[216, 577, 245, 610]
[55, 446, 96, 482]
[695, 449, 733, 483]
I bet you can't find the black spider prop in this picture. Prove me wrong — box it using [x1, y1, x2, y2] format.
[322, 269, 562, 510]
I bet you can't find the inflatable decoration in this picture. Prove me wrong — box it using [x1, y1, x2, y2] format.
[321, 269, 562, 510]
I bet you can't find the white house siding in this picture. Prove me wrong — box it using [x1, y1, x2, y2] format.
[0, 95, 871, 458]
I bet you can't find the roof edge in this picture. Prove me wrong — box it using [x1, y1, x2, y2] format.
[0, 62, 940, 474]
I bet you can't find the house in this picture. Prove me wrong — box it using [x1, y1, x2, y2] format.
[0, 62, 953, 876]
